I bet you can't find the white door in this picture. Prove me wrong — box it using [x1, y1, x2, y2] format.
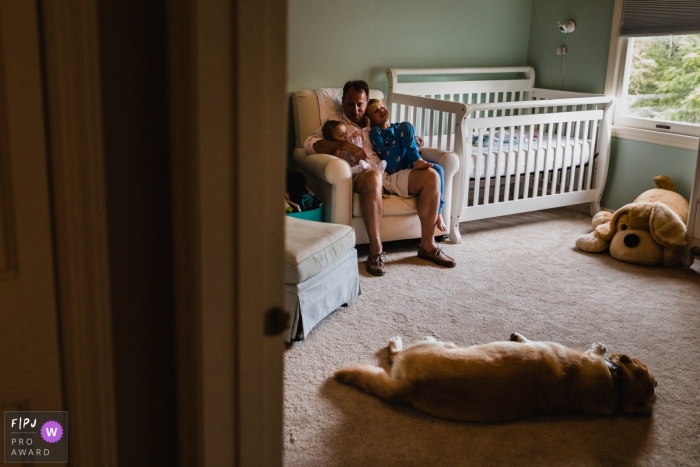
[0, 0, 63, 414]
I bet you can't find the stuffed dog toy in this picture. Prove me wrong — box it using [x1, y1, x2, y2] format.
[575, 175, 689, 267]
[334, 333, 656, 422]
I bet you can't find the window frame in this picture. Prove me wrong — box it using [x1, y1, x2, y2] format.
[605, 0, 700, 150]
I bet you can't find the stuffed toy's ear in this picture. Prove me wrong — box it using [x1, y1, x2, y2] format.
[596, 204, 634, 241]
[650, 202, 687, 247]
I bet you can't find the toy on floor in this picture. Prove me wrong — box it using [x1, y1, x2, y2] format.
[576, 175, 691, 267]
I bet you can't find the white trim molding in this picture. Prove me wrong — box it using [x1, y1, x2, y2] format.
[612, 125, 700, 150]
[605, 0, 700, 150]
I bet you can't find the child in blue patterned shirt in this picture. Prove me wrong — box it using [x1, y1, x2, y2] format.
[366, 99, 446, 231]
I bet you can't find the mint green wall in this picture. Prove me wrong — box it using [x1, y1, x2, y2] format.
[527, 0, 697, 210]
[287, 0, 698, 209]
[287, 0, 533, 95]
[604, 138, 695, 207]
[526, 0, 613, 93]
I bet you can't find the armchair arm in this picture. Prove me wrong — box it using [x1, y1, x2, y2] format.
[421, 147, 459, 179]
[292, 147, 353, 226]
[420, 147, 461, 243]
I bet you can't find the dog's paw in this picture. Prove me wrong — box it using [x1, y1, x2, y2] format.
[423, 336, 437, 342]
[388, 336, 403, 351]
[590, 342, 607, 356]
[510, 332, 527, 343]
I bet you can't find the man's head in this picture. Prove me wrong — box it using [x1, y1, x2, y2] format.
[366, 99, 390, 128]
[342, 80, 369, 124]
[322, 120, 348, 142]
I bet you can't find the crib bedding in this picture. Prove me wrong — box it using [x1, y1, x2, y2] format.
[469, 131, 593, 179]
[425, 131, 593, 179]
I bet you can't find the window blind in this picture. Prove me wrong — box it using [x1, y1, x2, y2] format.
[621, 0, 700, 36]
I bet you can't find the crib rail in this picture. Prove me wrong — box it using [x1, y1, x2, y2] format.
[388, 67, 536, 120]
[388, 93, 468, 158]
[389, 90, 613, 244]
[461, 95, 612, 217]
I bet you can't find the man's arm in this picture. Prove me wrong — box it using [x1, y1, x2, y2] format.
[312, 138, 367, 161]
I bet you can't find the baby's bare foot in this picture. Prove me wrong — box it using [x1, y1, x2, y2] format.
[436, 214, 446, 232]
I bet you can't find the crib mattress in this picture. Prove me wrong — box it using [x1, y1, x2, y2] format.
[428, 131, 594, 179]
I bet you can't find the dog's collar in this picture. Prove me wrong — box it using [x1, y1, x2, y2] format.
[605, 359, 623, 405]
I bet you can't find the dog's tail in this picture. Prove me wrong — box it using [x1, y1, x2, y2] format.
[334, 365, 412, 403]
[654, 175, 677, 192]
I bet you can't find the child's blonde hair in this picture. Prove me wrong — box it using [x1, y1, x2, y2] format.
[367, 98, 383, 109]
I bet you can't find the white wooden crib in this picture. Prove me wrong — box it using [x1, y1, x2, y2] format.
[386, 67, 614, 244]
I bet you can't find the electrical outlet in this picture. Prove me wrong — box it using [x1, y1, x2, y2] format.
[557, 46, 567, 55]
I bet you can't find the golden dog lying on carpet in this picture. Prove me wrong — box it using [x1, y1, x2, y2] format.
[334, 333, 657, 422]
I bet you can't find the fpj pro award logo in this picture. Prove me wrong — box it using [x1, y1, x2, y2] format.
[4, 411, 68, 463]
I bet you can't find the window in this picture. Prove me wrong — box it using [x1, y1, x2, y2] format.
[606, 0, 700, 149]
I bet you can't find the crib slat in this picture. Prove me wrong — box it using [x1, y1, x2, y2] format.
[546, 123, 555, 196]
[513, 125, 524, 200]
[558, 119, 572, 195]
[437, 110, 444, 151]
[524, 124, 534, 198]
[494, 124, 505, 203]
[586, 118, 599, 190]
[427, 109, 434, 148]
[472, 129, 484, 206]
[569, 120, 581, 192]
[533, 124, 544, 198]
[504, 126, 514, 201]
[484, 127, 494, 204]
[578, 118, 591, 191]
[550, 121, 562, 195]
[446, 112, 454, 152]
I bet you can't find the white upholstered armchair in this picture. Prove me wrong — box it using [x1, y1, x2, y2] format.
[291, 88, 460, 244]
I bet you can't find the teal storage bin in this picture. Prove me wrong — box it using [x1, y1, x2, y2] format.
[287, 205, 322, 222]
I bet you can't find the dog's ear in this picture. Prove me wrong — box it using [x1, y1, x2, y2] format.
[618, 355, 632, 364]
[596, 205, 633, 241]
[650, 202, 687, 247]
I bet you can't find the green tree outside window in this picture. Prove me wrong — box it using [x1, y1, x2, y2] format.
[627, 34, 700, 124]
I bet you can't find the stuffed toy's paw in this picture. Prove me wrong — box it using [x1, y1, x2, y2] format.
[575, 232, 610, 253]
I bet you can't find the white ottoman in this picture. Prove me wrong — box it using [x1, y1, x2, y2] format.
[284, 216, 360, 341]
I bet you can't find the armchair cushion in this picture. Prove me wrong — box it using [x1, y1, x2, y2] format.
[284, 216, 356, 284]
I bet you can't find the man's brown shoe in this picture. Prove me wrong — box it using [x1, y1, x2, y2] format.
[366, 252, 386, 276]
[417, 245, 456, 268]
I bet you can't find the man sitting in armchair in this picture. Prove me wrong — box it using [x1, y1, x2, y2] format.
[303, 80, 456, 276]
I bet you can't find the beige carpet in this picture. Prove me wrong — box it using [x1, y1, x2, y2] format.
[284, 207, 700, 467]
